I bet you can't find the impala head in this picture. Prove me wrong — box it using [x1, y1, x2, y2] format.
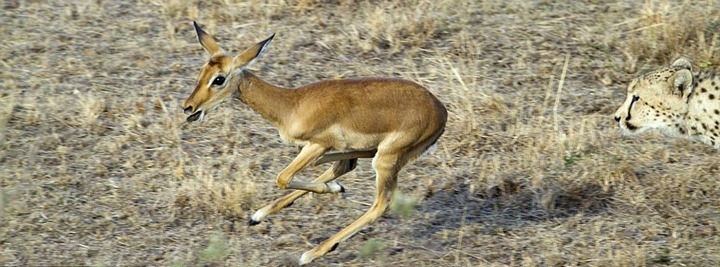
[613, 57, 695, 136]
[182, 21, 274, 122]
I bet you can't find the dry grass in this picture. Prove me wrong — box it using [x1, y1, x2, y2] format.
[2, 0, 720, 266]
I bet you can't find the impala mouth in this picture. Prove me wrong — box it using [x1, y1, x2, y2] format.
[187, 110, 204, 122]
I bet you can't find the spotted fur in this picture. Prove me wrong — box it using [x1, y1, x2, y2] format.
[614, 58, 720, 147]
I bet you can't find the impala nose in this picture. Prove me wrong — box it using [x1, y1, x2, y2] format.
[184, 106, 193, 114]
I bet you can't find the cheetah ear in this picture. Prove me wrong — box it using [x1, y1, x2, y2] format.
[671, 57, 692, 71]
[671, 68, 694, 98]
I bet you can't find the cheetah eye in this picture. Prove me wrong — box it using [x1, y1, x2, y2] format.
[632, 95, 639, 102]
[212, 76, 226, 86]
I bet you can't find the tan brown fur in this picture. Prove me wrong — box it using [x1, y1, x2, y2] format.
[182, 21, 447, 265]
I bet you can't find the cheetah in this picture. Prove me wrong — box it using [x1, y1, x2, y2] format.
[614, 58, 720, 147]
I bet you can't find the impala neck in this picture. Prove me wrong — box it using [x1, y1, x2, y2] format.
[237, 71, 297, 127]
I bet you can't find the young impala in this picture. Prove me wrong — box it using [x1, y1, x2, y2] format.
[182, 21, 447, 265]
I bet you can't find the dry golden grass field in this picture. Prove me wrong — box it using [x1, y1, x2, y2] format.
[2, 0, 720, 266]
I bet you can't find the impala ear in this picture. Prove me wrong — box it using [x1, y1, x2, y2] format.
[233, 33, 275, 71]
[193, 21, 223, 56]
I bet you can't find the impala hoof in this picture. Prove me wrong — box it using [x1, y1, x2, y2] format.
[326, 181, 344, 193]
[299, 251, 314, 266]
[250, 208, 269, 225]
[298, 244, 339, 265]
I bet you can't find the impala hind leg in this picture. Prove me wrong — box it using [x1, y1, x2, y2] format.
[298, 152, 402, 265]
[249, 159, 358, 225]
[276, 144, 352, 194]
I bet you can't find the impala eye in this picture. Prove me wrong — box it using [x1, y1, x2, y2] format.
[212, 76, 226, 86]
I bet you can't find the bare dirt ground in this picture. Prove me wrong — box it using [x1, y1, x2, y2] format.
[2, 0, 720, 266]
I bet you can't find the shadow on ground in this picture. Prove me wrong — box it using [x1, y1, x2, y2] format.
[407, 175, 614, 241]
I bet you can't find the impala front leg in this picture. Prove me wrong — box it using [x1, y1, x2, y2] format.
[276, 143, 328, 189]
[249, 159, 358, 226]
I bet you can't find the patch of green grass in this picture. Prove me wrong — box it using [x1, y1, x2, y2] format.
[563, 155, 581, 166]
[390, 193, 418, 218]
[198, 234, 228, 263]
[359, 239, 386, 261]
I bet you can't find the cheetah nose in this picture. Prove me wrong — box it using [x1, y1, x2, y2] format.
[614, 116, 621, 122]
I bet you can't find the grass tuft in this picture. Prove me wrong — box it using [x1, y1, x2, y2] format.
[624, 1, 720, 68]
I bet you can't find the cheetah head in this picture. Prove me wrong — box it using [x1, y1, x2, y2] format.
[614, 58, 695, 137]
